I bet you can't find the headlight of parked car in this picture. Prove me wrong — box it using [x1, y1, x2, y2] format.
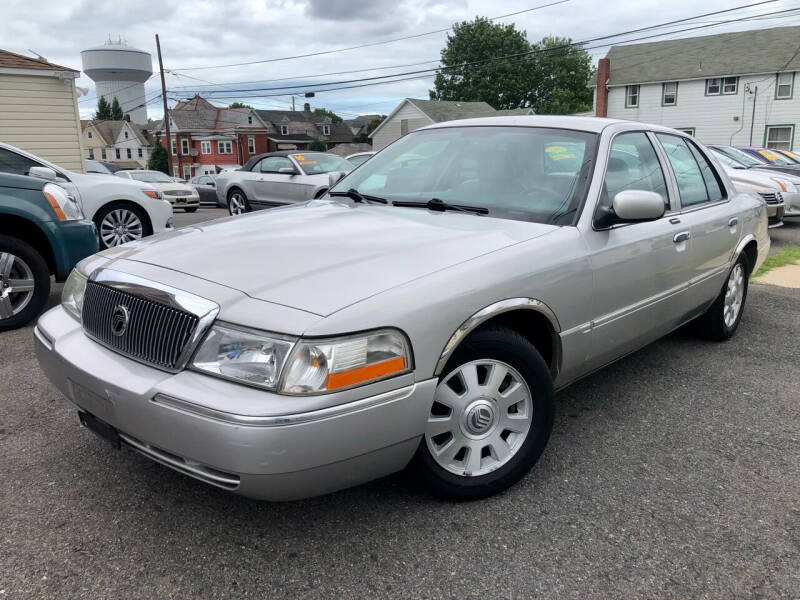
[142, 189, 162, 200]
[192, 324, 295, 390]
[280, 329, 411, 395]
[61, 269, 88, 321]
[44, 183, 84, 221]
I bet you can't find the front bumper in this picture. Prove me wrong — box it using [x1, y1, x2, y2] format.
[46, 219, 99, 280]
[34, 305, 435, 500]
[164, 192, 200, 209]
[766, 201, 785, 226]
[783, 191, 800, 216]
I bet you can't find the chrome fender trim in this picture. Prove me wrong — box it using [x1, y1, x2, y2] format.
[434, 298, 561, 376]
[731, 233, 756, 266]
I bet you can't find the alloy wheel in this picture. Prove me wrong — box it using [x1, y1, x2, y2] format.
[723, 262, 745, 328]
[100, 208, 143, 247]
[0, 252, 35, 320]
[229, 193, 246, 215]
[425, 359, 533, 477]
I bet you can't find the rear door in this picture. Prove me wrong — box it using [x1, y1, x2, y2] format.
[655, 134, 738, 315]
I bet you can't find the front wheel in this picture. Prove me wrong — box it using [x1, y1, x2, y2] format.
[0, 235, 50, 332]
[412, 325, 555, 500]
[695, 253, 750, 341]
[94, 203, 151, 249]
[228, 190, 250, 216]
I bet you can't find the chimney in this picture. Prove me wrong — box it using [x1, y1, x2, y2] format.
[303, 102, 311, 112]
[123, 114, 130, 122]
[595, 57, 610, 117]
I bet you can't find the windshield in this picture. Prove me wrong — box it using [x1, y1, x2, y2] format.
[711, 149, 746, 169]
[717, 146, 764, 167]
[756, 148, 794, 165]
[292, 153, 353, 175]
[331, 126, 597, 225]
[347, 154, 373, 167]
[85, 160, 112, 174]
[129, 171, 174, 183]
[780, 150, 800, 163]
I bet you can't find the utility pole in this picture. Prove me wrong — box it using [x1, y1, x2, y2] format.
[749, 85, 758, 146]
[155, 34, 172, 175]
[291, 96, 295, 112]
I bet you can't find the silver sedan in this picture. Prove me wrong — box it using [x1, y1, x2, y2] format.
[35, 116, 768, 502]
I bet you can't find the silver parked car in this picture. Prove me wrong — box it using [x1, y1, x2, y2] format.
[215, 151, 353, 215]
[35, 116, 769, 502]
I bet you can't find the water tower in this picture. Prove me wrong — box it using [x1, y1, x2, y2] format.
[81, 37, 153, 124]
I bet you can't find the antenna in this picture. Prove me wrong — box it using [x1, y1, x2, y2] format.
[28, 49, 47, 62]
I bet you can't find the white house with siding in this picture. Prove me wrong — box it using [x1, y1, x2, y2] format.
[594, 26, 800, 151]
[370, 98, 532, 150]
[0, 49, 84, 172]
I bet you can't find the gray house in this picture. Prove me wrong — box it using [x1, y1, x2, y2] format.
[370, 98, 533, 150]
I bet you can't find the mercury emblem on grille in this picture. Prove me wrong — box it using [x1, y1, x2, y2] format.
[111, 305, 130, 337]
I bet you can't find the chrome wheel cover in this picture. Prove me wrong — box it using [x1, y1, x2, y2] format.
[0, 252, 35, 320]
[100, 208, 143, 247]
[723, 263, 745, 328]
[229, 193, 246, 215]
[425, 359, 533, 477]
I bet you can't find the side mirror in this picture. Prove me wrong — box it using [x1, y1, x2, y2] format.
[28, 166, 58, 181]
[328, 171, 346, 189]
[596, 190, 665, 228]
[278, 167, 297, 175]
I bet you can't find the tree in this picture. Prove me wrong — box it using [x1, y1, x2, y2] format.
[306, 140, 328, 151]
[228, 102, 252, 109]
[110, 97, 124, 120]
[313, 108, 343, 123]
[94, 96, 112, 120]
[147, 139, 169, 174]
[527, 36, 593, 114]
[352, 116, 386, 143]
[430, 17, 532, 109]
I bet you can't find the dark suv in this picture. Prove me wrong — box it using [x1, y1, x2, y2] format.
[0, 172, 98, 331]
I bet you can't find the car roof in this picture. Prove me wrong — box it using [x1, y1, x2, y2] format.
[420, 115, 628, 133]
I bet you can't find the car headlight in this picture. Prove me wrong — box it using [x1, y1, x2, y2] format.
[280, 329, 411, 395]
[770, 177, 790, 192]
[192, 323, 295, 390]
[61, 269, 88, 321]
[142, 189, 162, 200]
[44, 183, 83, 221]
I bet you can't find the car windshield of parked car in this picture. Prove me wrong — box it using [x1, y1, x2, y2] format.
[331, 126, 597, 225]
[347, 154, 372, 167]
[129, 171, 175, 183]
[780, 150, 800, 163]
[718, 147, 763, 167]
[85, 160, 112, 174]
[292, 153, 353, 175]
[711, 149, 747, 169]
[756, 149, 793, 165]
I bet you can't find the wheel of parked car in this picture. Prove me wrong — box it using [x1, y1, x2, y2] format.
[228, 189, 250, 216]
[413, 325, 555, 500]
[696, 252, 750, 341]
[94, 203, 152, 249]
[0, 234, 50, 332]
[185, 207, 198, 213]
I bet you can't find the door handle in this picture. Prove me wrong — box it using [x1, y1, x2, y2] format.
[673, 231, 691, 244]
[728, 217, 739, 227]
[669, 217, 681, 224]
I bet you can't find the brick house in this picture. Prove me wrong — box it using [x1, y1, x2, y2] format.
[256, 103, 354, 151]
[152, 95, 271, 178]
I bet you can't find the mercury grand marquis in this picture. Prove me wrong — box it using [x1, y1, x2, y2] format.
[34, 116, 769, 501]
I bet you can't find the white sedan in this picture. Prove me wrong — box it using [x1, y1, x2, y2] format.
[115, 170, 200, 213]
[0, 143, 173, 249]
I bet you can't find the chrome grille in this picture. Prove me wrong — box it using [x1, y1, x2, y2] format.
[164, 190, 191, 196]
[82, 281, 199, 370]
[759, 192, 783, 204]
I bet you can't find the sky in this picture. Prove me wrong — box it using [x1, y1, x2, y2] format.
[2, 0, 799, 121]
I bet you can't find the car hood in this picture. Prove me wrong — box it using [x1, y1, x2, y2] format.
[145, 181, 195, 192]
[69, 171, 153, 190]
[723, 166, 784, 189]
[100, 200, 558, 316]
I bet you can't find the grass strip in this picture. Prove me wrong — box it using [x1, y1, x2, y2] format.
[753, 245, 800, 278]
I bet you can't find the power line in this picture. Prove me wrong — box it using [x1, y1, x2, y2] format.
[168, 0, 572, 71]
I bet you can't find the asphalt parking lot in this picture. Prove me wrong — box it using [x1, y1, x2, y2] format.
[1, 210, 798, 599]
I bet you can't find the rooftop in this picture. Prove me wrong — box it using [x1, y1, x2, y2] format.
[0, 48, 78, 72]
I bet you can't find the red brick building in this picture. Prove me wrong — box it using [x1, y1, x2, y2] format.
[152, 95, 273, 178]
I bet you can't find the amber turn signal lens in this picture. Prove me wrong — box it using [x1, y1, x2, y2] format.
[44, 192, 68, 220]
[326, 356, 406, 390]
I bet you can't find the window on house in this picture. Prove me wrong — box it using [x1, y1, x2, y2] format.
[625, 85, 639, 108]
[183, 166, 191, 180]
[400, 119, 409, 135]
[280, 125, 289, 135]
[765, 125, 794, 150]
[677, 128, 696, 136]
[706, 78, 721, 95]
[218, 141, 232, 154]
[115, 149, 121, 159]
[124, 131, 129, 139]
[171, 139, 177, 154]
[322, 125, 331, 136]
[201, 141, 211, 154]
[173, 166, 179, 177]
[87, 131, 92, 139]
[101, 149, 107, 160]
[248, 136, 255, 154]
[88, 149, 94, 159]
[126, 148, 132, 159]
[247, 116, 252, 124]
[722, 77, 738, 94]
[138, 148, 143, 158]
[181, 139, 189, 154]
[776, 72, 794, 99]
[662, 82, 677, 106]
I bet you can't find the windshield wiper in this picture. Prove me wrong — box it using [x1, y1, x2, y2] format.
[392, 197, 489, 215]
[328, 188, 388, 204]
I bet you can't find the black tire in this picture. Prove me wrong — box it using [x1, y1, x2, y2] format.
[411, 325, 555, 501]
[0, 234, 50, 332]
[695, 252, 750, 341]
[93, 202, 152, 250]
[227, 189, 251, 216]
[184, 207, 198, 213]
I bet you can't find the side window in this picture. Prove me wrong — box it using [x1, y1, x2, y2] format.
[0, 148, 40, 175]
[598, 132, 669, 217]
[257, 157, 293, 173]
[656, 134, 716, 207]
[687, 142, 725, 203]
